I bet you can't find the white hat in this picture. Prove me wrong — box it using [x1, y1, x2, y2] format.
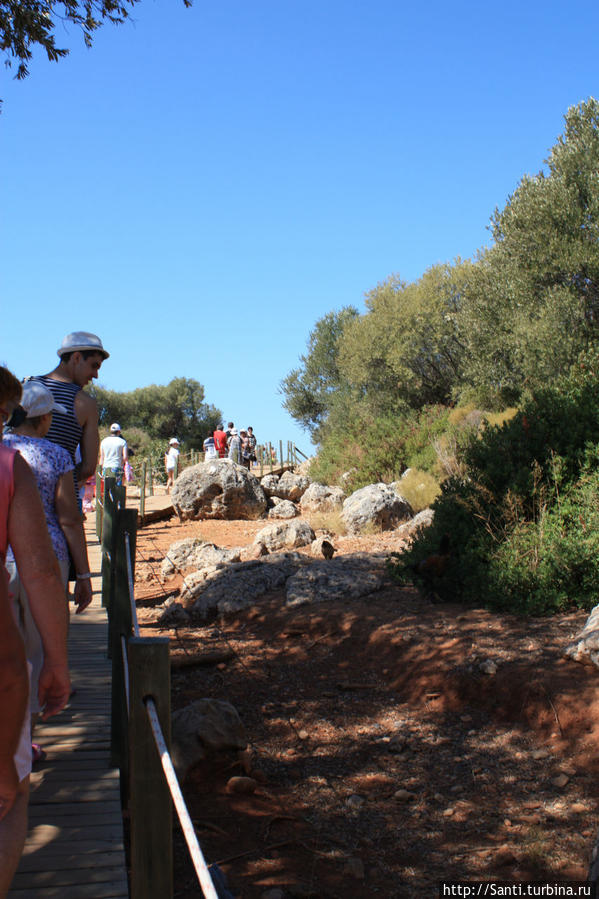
[230, 427, 238, 436]
[21, 381, 67, 418]
[110, 423, 121, 432]
[169, 438, 180, 445]
[57, 331, 109, 359]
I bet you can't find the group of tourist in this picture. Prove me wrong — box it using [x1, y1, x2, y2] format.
[203, 423, 257, 469]
[0, 330, 108, 892]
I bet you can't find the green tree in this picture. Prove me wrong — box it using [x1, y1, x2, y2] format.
[338, 263, 470, 414]
[1, 0, 190, 84]
[90, 377, 221, 449]
[460, 98, 599, 405]
[280, 306, 359, 441]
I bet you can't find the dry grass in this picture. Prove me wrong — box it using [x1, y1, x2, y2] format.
[308, 510, 348, 536]
[396, 469, 442, 513]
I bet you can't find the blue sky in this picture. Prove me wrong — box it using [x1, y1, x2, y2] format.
[2, 0, 598, 452]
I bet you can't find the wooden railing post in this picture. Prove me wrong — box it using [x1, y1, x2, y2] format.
[110, 507, 137, 776]
[95, 467, 103, 541]
[148, 463, 154, 497]
[129, 637, 173, 899]
[140, 461, 147, 520]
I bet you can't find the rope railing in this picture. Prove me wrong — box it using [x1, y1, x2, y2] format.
[101, 478, 227, 898]
[145, 698, 219, 899]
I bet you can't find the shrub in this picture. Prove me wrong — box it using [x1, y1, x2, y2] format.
[395, 469, 441, 513]
[390, 350, 599, 615]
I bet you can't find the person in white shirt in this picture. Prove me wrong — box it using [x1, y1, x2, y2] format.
[165, 438, 180, 493]
[99, 423, 128, 484]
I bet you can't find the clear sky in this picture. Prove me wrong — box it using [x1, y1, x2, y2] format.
[2, 0, 598, 452]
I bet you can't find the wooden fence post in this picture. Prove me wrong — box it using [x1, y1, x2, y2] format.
[110, 507, 137, 777]
[101, 478, 126, 623]
[140, 461, 147, 520]
[129, 637, 173, 899]
[149, 463, 154, 497]
[95, 467, 103, 541]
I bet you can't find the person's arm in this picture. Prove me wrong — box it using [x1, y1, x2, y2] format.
[55, 471, 93, 614]
[122, 440, 128, 463]
[99, 439, 105, 468]
[8, 455, 70, 719]
[0, 573, 28, 820]
[74, 391, 100, 485]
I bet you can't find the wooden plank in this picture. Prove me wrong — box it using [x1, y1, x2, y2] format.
[8, 881, 129, 898]
[12, 865, 128, 887]
[17, 849, 126, 872]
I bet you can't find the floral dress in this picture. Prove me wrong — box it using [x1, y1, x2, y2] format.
[3, 433, 73, 562]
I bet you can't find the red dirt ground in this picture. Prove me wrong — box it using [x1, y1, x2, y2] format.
[132, 514, 599, 898]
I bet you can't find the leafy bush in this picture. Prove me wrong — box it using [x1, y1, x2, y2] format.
[390, 351, 599, 615]
[309, 406, 450, 490]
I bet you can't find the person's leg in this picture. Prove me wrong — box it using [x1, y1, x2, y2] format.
[0, 775, 29, 896]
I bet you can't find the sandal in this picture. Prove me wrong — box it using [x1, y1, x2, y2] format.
[32, 743, 47, 764]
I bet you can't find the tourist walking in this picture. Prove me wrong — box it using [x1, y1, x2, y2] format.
[165, 438, 180, 493]
[29, 331, 109, 487]
[99, 423, 128, 484]
[227, 428, 241, 464]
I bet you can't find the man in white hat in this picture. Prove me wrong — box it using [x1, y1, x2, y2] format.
[99, 423, 128, 484]
[30, 331, 109, 487]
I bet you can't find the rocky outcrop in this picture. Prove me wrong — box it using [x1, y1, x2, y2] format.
[161, 537, 242, 578]
[342, 483, 413, 535]
[181, 553, 308, 617]
[286, 554, 389, 607]
[171, 699, 246, 779]
[172, 460, 267, 521]
[300, 483, 345, 514]
[253, 519, 315, 552]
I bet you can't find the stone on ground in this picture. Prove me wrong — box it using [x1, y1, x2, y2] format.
[171, 698, 246, 779]
[253, 519, 315, 551]
[342, 483, 413, 535]
[172, 460, 267, 521]
[300, 482, 345, 514]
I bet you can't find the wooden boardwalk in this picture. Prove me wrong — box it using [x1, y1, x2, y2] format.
[8, 522, 129, 898]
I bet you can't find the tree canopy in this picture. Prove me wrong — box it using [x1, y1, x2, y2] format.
[284, 98, 599, 443]
[1, 0, 190, 83]
[90, 376, 221, 449]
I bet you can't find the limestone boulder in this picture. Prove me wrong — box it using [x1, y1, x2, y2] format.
[181, 553, 307, 617]
[172, 460, 267, 521]
[342, 483, 413, 535]
[161, 538, 241, 578]
[253, 519, 315, 552]
[286, 554, 389, 607]
[171, 699, 246, 779]
[565, 604, 599, 669]
[268, 500, 299, 520]
[260, 474, 280, 497]
[300, 483, 345, 514]
[275, 471, 311, 502]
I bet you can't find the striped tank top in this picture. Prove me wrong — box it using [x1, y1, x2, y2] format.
[29, 376, 82, 463]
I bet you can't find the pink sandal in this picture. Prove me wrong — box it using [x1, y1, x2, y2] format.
[32, 743, 47, 764]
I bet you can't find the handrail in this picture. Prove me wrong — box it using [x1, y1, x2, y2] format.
[103, 487, 224, 898]
[145, 698, 219, 899]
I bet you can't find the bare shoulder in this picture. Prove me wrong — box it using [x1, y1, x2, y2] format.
[74, 389, 99, 425]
